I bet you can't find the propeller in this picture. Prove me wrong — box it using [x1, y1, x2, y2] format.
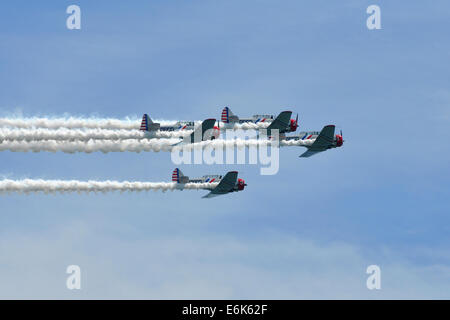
[290, 113, 299, 132]
[336, 125, 344, 140]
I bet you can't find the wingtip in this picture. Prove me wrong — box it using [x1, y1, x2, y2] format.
[171, 140, 183, 147]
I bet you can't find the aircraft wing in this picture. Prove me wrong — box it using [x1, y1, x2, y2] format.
[299, 125, 335, 157]
[266, 111, 292, 135]
[202, 171, 238, 198]
[299, 149, 322, 158]
[175, 118, 216, 145]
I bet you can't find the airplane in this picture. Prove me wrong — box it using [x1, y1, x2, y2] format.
[140, 114, 220, 138]
[284, 124, 344, 157]
[221, 106, 275, 125]
[140, 114, 220, 143]
[221, 107, 299, 134]
[171, 168, 247, 198]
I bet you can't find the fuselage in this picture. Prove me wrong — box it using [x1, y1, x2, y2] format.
[188, 175, 222, 185]
[182, 175, 245, 192]
[284, 131, 343, 149]
[159, 121, 196, 131]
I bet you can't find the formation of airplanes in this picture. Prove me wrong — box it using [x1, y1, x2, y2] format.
[139, 106, 343, 157]
[139, 106, 344, 198]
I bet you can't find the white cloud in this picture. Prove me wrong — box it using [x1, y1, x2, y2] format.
[0, 220, 448, 299]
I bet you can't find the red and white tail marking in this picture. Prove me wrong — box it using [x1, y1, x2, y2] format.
[221, 107, 229, 123]
[172, 168, 179, 182]
[140, 114, 149, 131]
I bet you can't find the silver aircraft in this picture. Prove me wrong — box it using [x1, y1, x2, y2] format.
[172, 168, 247, 198]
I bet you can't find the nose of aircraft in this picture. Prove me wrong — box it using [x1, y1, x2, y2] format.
[289, 113, 299, 132]
[237, 178, 246, 191]
[335, 134, 344, 147]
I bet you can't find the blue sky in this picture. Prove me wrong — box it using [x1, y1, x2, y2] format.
[0, 0, 449, 298]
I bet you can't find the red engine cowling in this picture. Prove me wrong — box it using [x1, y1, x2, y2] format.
[289, 119, 298, 132]
[212, 126, 220, 139]
[237, 178, 246, 191]
[335, 134, 343, 147]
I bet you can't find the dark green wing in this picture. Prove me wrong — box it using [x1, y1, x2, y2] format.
[266, 111, 292, 135]
[202, 171, 238, 198]
[185, 118, 216, 143]
[299, 125, 335, 157]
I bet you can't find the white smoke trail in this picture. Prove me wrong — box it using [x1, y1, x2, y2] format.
[222, 122, 270, 130]
[0, 179, 217, 194]
[0, 116, 141, 130]
[279, 139, 314, 147]
[174, 138, 313, 151]
[0, 116, 269, 131]
[0, 127, 189, 142]
[0, 138, 179, 153]
[0, 138, 313, 153]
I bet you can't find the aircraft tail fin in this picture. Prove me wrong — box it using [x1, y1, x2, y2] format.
[172, 168, 180, 182]
[140, 114, 160, 132]
[140, 114, 151, 131]
[221, 107, 237, 123]
[172, 168, 188, 183]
